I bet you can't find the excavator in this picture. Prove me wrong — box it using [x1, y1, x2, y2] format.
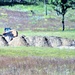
[2, 28, 18, 42]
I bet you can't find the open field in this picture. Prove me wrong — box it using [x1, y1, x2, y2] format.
[0, 46, 75, 75]
[0, 28, 75, 39]
[0, 5, 75, 75]
[19, 30, 75, 39]
[0, 46, 75, 58]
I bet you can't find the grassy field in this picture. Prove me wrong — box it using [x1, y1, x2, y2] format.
[0, 5, 75, 75]
[1, 4, 75, 19]
[1, 27, 75, 39]
[0, 46, 75, 58]
[0, 46, 75, 75]
[1, 4, 52, 13]
[19, 30, 75, 39]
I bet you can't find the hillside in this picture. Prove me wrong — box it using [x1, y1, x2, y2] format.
[0, 5, 75, 31]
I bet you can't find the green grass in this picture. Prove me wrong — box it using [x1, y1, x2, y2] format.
[0, 46, 75, 58]
[1, 5, 45, 14]
[0, 28, 4, 34]
[19, 30, 75, 39]
[0, 4, 55, 16]
[1, 4, 75, 20]
[1, 27, 75, 39]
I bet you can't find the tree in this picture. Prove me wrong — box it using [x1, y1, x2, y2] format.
[44, 0, 48, 15]
[51, 0, 75, 31]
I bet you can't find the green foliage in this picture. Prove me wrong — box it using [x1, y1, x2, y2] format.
[61, 0, 67, 4]
[51, 0, 75, 15]
[50, 0, 75, 31]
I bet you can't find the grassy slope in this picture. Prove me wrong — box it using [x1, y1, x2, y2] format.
[1, 4, 52, 13]
[0, 4, 75, 31]
[0, 46, 75, 58]
[1, 4, 75, 19]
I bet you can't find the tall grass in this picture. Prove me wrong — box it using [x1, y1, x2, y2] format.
[0, 56, 75, 75]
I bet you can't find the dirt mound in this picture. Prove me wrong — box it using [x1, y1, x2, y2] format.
[33, 36, 51, 47]
[46, 36, 75, 47]
[60, 38, 73, 46]
[9, 36, 29, 46]
[27, 36, 52, 47]
[0, 35, 8, 46]
[26, 36, 75, 47]
[46, 36, 62, 47]
[1, 35, 75, 48]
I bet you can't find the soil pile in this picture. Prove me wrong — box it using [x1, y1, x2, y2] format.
[9, 36, 29, 46]
[1, 35, 75, 48]
[0, 35, 8, 46]
[27, 36, 52, 47]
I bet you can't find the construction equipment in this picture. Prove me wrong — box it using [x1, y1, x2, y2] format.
[2, 28, 18, 42]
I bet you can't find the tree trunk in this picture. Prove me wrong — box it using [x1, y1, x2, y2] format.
[62, 14, 65, 31]
[44, 0, 47, 15]
[46, 4, 47, 15]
